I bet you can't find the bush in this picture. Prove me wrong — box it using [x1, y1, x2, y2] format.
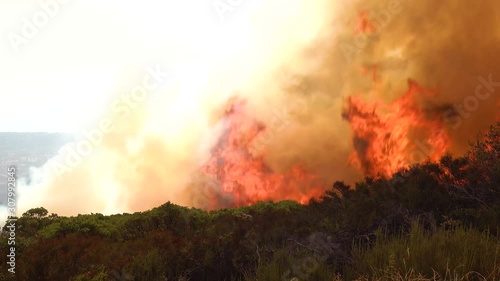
[347, 221, 500, 280]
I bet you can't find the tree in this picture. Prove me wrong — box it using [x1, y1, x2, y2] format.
[22, 207, 48, 218]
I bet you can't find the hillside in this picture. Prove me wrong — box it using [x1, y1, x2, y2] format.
[1, 123, 499, 281]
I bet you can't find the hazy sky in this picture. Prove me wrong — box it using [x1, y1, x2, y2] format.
[0, 0, 279, 132]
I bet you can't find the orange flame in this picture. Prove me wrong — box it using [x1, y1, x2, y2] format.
[342, 80, 451, 177]
[199, 98, 327, 209]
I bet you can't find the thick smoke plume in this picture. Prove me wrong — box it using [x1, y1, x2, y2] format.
[17, 0, 500, 216]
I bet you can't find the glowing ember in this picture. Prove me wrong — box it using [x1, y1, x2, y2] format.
[342, 79, 451, 177]
[355, 11, 376, 34]
[199, 98, 327, 209]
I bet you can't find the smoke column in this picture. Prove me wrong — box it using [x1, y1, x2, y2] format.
[16, 0, 500, 216]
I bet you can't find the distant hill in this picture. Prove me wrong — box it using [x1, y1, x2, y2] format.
[0, 132, 73, 205]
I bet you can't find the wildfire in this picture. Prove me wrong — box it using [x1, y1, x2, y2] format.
[194, 76, 453, 209]
[198, 98, 327, 209]
[342, 79, 451, 177]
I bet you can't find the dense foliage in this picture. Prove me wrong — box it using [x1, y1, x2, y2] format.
[1, 123, 499, 280]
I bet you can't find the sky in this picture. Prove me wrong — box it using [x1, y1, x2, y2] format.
[0, 0, 327, 133]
